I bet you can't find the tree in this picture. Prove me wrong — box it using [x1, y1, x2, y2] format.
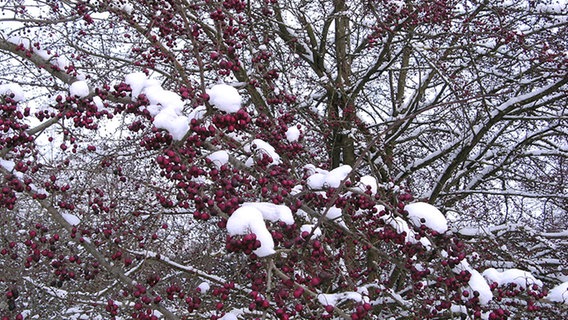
[1, 0, 567, 319]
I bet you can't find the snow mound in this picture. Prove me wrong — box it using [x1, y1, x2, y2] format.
[0, 83, 25, 101]
[305, 165, 352, 189]
[242, 202, 294, 225]
[285, 125, 300, 142]
[207, 150, 229, 168]
[61, 213, 81, 226]
[207, 84, 242, 113]
[482, 268, 543, 289]
[547, 281, 568, 304]
[123, 72, 192, 140]
[245, 139, 281, 166]
[300, 224, 322, 239]
[69, 81, 89, 98]
[405, 202, 448, 234]
[227, 203, 294, 257]
[453, 259, 493, 305]
[357, 175, 377, 195]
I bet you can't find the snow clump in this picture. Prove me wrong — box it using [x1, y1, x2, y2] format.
[482, 268, 543, 289]
[285, 125, 300, 142]
[206, 83, 242, 113]
[244, 139, 281, 166]
[206, 150, 230, 168]
[305, 165, 352, 189]
[318, 289, 369, 307]
[300, 224, 322, 239]
[197, 282, 210, 294]
[226, 203, 294, 257]
[0, 83, 25, 101]
[61, 213, 81, 226]
[357, 175, 378, 195]
[547, 281, 568, 304]
[452, 259, 493, 305]
[123, 72, 194, 141]
[405, 202, 448, 234]
[69, 81, 89, 98]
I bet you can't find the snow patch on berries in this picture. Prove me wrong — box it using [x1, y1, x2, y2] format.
[146, 88, 184, 114]
[61, 213, 81, 226]
[206, 83, 242, 113]
[300, 224, 322, 239]
[226, 203, 293, 256]
[306, 172, 327, 189]
[325, 165, 352, 188]
[453, 259, 493, 305]
[122, 2, 133, 14]
[317, 290, 368, 307]
[153, 108, 189, 141]
[285, 125, 300, 142]
[0, 83, 25, 101]
[482, 268, 543, 289]
[207, 150, 230, 168]
[357, 175, 378, 195]
[197, 281, 210, 294]
[0, 159, 15, 171]
[244, 139, 281, 166]
[123, 72, 191, 140]
[92, 96, 105, 109]
[241, 202, 294, 225]
[305, 165, 352, 189]
[69, 80, 89, 98]
[547, 281, 568, 304]
[325, 207, 347, 228]
[468, 269, 493, 305]
[124, 72, 148, 99]
[379, 214, 432, 248]
[405, 202, 448, 234]
[187, 105, 206, 121]
[7, 36, 31, 47]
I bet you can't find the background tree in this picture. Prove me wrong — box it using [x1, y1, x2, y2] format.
[0, 0, 567, 319]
